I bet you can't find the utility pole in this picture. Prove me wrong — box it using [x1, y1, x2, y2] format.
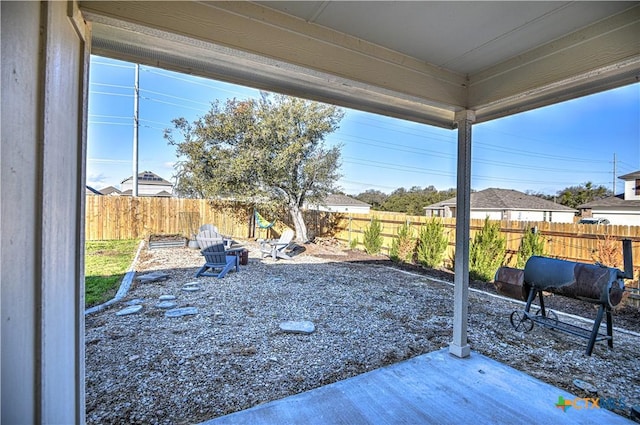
[612, 153, 616, 195]
[132, 63, 139, 196]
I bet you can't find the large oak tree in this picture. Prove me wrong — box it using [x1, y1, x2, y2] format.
[164, 93, 344, 242]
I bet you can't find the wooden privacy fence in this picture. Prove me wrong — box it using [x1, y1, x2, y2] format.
[334, 212, 640, 277]
[85, 196, 253, 240]
[85, 196, 333, 241]
[86, 196, 640, 273]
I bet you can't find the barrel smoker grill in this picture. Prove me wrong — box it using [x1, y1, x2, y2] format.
[494, 239, 633, 356]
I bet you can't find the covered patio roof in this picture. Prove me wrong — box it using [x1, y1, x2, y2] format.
[81, 1, 639, 128]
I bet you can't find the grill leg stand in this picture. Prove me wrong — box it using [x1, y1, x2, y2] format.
[586, 304, 605, 356]
[606, 308, 613, 348]
[524, 288, 537, 313]
[538, 290, 546, 316]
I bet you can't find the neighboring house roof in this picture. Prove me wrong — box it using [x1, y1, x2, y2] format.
[119, 189, 173, 197]
[121, 171, 173, 186]
[85, 185, 102, 195]
[322, 194, 370, 208]
[154, 190, 173, 197]
[618, 171, 640, 180]
[578, 194, 640, 209]
[99, 186, 121, 195]
[425, 188, 576, 212]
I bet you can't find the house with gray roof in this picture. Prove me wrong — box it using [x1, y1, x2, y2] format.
[99, 185, 122, 196]
[306, 193, 370, 214]
[85, 185, 102, 195]
[578, 171, 640, 226]
[424, 188, 576, 223]
[120, 171, 173, 197]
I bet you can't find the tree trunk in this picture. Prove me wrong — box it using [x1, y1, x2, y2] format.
[289, 204, 308, 242]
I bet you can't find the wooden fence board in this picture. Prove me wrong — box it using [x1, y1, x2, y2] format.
[333, 212, 640, 278]
[85, 196, 252, 241]
[85, 197, 639, 278]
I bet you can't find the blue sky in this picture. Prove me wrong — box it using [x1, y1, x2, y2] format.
[87, 55, 639, 196]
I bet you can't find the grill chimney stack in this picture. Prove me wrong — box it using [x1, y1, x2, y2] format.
[622, 238, 633, 279]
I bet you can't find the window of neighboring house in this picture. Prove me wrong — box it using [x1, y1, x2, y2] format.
[636, 179, 640, 196]
[543, 211, 552, 222]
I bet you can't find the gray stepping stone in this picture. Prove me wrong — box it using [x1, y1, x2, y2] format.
[165, 307, 198, 318]
[156, 301, 177, 309]
[573, 379, 597, 394]
[279, 320, 315, 334]
[125, 298, 144, 306]
[116, 305, 143, 316]
[137, 271, 169, 283]
[159, 294, 176, 301]
[182, 283, 201, 292]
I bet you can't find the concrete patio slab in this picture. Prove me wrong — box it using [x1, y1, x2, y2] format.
[202, 348, 633, 424]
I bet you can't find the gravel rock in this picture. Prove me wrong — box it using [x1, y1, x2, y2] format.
[85, 241, 640, 424]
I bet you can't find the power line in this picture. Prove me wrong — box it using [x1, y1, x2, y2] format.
[140, 95, 208, 113]
[90, 59, 135, 70]
[139, 87, 212, 108]
[90, 91, 133, 98]
[142, 67, 254, 97]
[88, 121, 132, 126]
[90, 82, 134, 90]
[88, 114, 131, 120]
[342, 157, 609, 187]
[340, 133, 610, 174]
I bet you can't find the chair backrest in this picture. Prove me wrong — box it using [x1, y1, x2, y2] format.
[200, 241, 227, 265]
[277, 229, 295, 249]
[199, 224, 219, 233]
[196, 230, 223, 250]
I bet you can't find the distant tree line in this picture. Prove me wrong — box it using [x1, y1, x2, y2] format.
[353, 181, 611, 215]
[353, 185, 456, 215]
[525, 181, 612, 209]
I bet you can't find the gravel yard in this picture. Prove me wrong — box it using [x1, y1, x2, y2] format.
[85, 240, 640, 424]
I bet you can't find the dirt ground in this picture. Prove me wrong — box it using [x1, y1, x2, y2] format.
[303, 241, 640, 332]
[85, 239, 640, 424]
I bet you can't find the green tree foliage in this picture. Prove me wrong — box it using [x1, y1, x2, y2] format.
[516, 228, 546, 268]
[556, 182, 611, 209]
[164, 93, 344, 242]
[389, 222, 415, 263]
[469, 217, 506, 282]
[362, 217, 383, 255]
[354, 189, 388, 210]
[355, 186, 456, 215]
[416, 219, 448, 268]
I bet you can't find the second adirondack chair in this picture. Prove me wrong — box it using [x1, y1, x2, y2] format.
[195, 241, 238, 278]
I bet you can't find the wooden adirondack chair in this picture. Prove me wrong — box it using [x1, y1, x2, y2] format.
[196, 229, 228, 250]
[199, 224, 219, 233]
[260, 228, 295, 260]
[195, 241, 239, 278]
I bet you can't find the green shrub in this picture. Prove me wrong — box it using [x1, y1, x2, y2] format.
[416, 219, 448, 268]
[516, 228, 545, 268]
[362, 217, 383, 255]
[389, 222, 415, 263]
[349, 237, 358, 250]
[469, 217, 506, 282]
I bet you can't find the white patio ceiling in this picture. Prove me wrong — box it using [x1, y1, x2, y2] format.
[81, 1, 640, 129]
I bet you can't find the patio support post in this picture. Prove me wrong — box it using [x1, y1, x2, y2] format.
[449, 109, 475, 358]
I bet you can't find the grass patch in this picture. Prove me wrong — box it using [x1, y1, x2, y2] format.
[85, 239, 140, 307]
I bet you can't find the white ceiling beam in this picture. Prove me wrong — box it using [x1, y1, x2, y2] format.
[469, 5, 640, 122]
[79, 1, 467, 110]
